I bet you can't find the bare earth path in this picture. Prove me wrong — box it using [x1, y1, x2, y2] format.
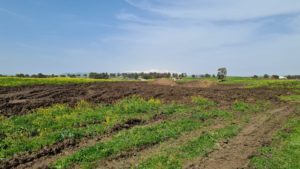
[185, 106, 294, 169]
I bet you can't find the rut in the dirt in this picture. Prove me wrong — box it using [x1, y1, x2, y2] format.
[185, 106, 294, 169]
[96, 122, 228, 169]
[0, 118, 147, 169]
[8, 114, 168, 169]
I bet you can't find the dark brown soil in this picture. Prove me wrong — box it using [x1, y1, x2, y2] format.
[0, 82, 289, 117]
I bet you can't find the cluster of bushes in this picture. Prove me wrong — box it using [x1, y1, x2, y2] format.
[191, 74, 216, 78]
[252, 74, 300, 79]
[252, 74, 282, 79]
[15, 73, 86, 78]
[286, 75, 300, 79]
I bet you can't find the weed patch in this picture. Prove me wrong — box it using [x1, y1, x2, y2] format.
[191, 96, 216, 109]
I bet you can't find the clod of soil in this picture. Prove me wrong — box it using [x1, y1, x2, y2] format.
[112, 119, 145, 131]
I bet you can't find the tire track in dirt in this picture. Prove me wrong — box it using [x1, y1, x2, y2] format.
[185, 106, 294, 169]
[8, 114, 168, 169]
[96, 121, 229, 169]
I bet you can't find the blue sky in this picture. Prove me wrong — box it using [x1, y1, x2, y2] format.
[0, 0, 299, 75]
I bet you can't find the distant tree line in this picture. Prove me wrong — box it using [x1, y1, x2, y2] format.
[11, 72, 188, 79]
[9, 73, 300, 80]
[89, 72, 188, 79]
[191, 74, 216, 78]
[14, 73, 87, 78]
[286, 75, 300, 79]
[252, 74, 280, 79]
[252, 74, 300, 79]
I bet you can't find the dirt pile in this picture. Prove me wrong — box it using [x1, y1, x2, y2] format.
[150, 79, 177, 86]
[182, 80, 217, 88]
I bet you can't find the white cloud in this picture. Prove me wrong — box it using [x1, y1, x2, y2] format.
[51, 0, 300, 75]
[125, 0, 300, 21]
[0, 7, 30, 20]
[107, 0, 300, 75]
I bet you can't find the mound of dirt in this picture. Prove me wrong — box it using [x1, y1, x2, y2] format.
[182, 80, 217, 88]
[150, 79, 177, 86]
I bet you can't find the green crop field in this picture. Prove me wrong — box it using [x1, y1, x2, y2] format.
[0, 77, 127, 87]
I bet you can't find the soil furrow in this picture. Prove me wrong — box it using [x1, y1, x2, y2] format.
[185, 106, 294, 169]
[7, 113, 167, 169]
[96, 121, 228, 169]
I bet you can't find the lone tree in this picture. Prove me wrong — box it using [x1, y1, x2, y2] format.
[263, 74, 269, 79]
[217, 67, 227, 81]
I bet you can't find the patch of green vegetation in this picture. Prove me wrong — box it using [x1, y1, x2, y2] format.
[232, 101, 269, 113]
[250, 106, 300, 169]
[176, 76, 300, 89]
[223, 77, 300, 89]
[0, 97, 161, 159]
[191, 96, 216, 109]
[50, 105, 236, 169]
[177, 77, 218, 84]
[0, 77, 126, 87]
[137, 125, 240, 169]
[192, 109, 233, 121]
[51, 119, 203, 169]
[294, 89, 300, 94]
[160, 103, 191, 115]
[279, 95, 300, 102]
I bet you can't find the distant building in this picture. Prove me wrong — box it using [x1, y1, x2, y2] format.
[279, 76, 287, 80]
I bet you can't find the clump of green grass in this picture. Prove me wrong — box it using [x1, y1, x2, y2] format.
[0, 77, 126, 87]
[114, 97, 161, 114]
[191, 96, 216, 109]
[160, 103, 190, 115]
[50, 119, 202, 169]
[232, 101, 269, 113]
[0, 97, 161, 160]
[250, 106, 300, 169]
[294, 89, 300, 94]
[279, 95, 300, 102]
[137, 125, 240, 169]
[192, 109, 233, 121]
